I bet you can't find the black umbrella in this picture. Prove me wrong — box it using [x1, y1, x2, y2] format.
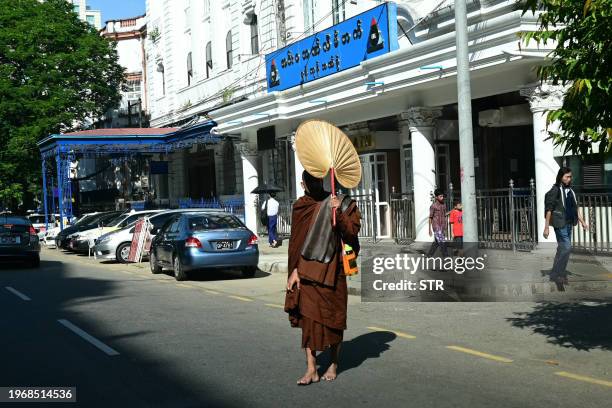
[251, 183, 284, 194]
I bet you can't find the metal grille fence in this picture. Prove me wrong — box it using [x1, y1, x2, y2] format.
[390, 193, 415, 244]
[476, 179, 536, 251]
[572, 190, 612, 254]
[351, 193, 378, 243]
[255, 198, 293, 238]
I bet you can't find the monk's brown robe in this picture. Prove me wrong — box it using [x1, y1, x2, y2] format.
[285, 194, 361, 351]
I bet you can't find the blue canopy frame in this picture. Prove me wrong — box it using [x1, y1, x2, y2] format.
[37, 121, 219, 231]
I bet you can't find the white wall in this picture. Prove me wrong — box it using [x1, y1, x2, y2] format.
[117, 38, 143, 73]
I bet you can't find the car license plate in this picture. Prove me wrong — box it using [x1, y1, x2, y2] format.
[0, 236, 19, 244]
[216, 240, 233, 250]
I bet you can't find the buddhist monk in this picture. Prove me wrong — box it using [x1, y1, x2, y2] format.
[285, 170, 361, 385]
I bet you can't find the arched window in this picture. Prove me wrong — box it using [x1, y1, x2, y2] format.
[250, 14, 259, 54]
[205, 41, 212, 78]
[186, 52, 193, 85]
[156, 62, 165, 96]
[226, 30, 233, 69]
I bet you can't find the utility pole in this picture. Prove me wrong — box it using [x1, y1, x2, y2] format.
[454, 0, 478, 245]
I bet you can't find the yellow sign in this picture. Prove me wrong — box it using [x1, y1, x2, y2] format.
[351, 134, 375, 152]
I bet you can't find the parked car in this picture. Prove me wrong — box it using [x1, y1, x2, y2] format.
[56, 211, 121, 249]
[68, 210, 163, 253]
[0, 215, 41, 267]
[94, 208, 225, 263]
[27, 214, 49, 239]
[149, 212, 258, 281]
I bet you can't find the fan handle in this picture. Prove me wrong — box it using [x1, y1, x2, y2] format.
[331, 167, 336, 227]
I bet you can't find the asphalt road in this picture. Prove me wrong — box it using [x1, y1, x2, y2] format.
[0, 249, 610, 407]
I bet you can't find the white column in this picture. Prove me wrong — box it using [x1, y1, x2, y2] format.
[290, 133, 305, 198]
[402, 107, 442, 242]
[238, 142, 259, 234]
[521, 83, 565, 244]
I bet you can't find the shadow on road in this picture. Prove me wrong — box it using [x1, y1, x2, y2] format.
[317, 331, 397, 375]
[506, 300, 612, 351]
[164, 268, 271, 281]
[0, 258, 245, 408]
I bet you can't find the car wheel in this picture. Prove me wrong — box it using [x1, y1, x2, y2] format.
[150, 251, 162, 274]
[30, 255, 40, 268]
[241, 266, 257, 278]
[173, 255, 188, 281]
[116, 242, 132, 264]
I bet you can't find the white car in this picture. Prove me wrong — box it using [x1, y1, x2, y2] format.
[28, 214, 59, 240]
[94, 208, 225, 262]
[68, 210, 163, 252]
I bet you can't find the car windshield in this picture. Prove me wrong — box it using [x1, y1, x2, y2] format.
[116, 213, 154, 228]
[28, 215, 46, 224]
[75, 214, 100, 225]
[187, 214, 242, 231]
[101, 213, 123, 225]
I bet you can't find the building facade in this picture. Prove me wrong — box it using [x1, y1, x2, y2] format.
[70, 0, 102, 29]
[141, 0, 610, 246]
[100, 15, 149, 128]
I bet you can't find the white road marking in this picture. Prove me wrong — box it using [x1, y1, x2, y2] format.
[5, 286, 31, 301]
[57, 319, 120, 356]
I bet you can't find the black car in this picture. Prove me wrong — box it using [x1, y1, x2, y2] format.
[56, 211, 122, 249]
[0, 215, 41, 267]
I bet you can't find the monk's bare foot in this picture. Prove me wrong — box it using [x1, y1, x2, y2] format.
[297, 370, 320, 385]
[322, 363, 338, 381]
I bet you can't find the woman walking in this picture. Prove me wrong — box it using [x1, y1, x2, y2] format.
[543, 167, 589, 289]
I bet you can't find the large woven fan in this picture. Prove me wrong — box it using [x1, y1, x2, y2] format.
[295, 119, 362, 225]
[294, 119, 362, 188]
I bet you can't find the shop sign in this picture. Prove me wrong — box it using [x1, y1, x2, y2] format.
[265, 2, 398, 92]
[351, 134, 375, 152]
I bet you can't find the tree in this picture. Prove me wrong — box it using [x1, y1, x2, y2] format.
[522, 0, 611, 156]
[0, 0, 124, 210]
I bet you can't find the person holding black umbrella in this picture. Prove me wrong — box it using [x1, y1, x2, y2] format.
[262, 192, 280, 247]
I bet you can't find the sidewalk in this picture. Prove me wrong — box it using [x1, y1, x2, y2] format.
[257, 239, 612, 299]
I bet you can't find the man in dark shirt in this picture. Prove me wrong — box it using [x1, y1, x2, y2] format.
[427, 189, 448, 258]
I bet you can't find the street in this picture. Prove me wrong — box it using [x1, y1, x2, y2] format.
[1, 249, 610, 407]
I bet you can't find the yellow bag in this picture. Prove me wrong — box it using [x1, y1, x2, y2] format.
[342, 242, 358, 276]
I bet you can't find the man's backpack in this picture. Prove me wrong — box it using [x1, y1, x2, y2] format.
[260, 199, 269, 225]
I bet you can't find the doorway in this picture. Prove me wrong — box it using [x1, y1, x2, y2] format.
[187, 150, 216, 199]
[353, 152, 391, 238]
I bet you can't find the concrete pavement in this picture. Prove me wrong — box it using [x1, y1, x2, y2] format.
[0, 248, 610, 407]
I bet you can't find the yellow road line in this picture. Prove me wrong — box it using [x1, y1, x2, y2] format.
[265, 303, 284, 309]
[176, 283, 191, 288]
[157, 279, 171, 283]
[201, 289, 220, 295]
[555, 371, 612, 387]
[367, 326, 416, 339]
[228, 295, 253, 302]
[446, 346, 513, 363]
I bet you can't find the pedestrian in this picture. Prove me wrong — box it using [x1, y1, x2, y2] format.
[449, 201, 463, 256]
[544, 167, 588, 288]
[427, 189, 449, 258]
[262, 192, 280, 247]
[285, 170, 361, 385]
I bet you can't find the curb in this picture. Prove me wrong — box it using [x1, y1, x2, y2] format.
[258, 260, 288, 275]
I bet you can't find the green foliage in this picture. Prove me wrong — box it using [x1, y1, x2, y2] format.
[522, 0, 611, 156]
[0, 0, 125, 209]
